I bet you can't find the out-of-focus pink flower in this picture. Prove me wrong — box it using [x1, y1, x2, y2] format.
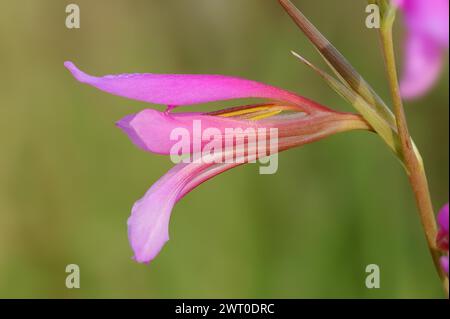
[393, 0, 449, 99]
[64, 61, 369, 263]
[437, 203, 449, 275]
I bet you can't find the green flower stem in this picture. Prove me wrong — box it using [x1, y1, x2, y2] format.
[378, 9, 448, 296]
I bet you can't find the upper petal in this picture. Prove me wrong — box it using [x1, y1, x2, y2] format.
[64, 61, 326, 113]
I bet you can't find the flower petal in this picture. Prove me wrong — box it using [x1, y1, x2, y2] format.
[64, 61, 327, 113]
[129, 128, 353, 263]
[399, 33, 444, 99]
[129, 142, 261, 264]
[438, 203, 449, 233]
[116, 108, 260, 155]
[128, 159, 239, 263]
[395, 0, 449, 47]
[127, 163, 198, 263]
[441, 256, 449, 275]
[437, 203, 449, 252]
[129, 140, 275, 263]
[126, 115, 370, 264]
[395, 0, 449, 99]
[116, 106, 367, 155]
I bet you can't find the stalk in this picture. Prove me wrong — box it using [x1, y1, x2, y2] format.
[378, 5, 448, 296]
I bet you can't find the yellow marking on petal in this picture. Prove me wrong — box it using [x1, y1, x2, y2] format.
[210, 104, 301, 121]
[217, 106, 271, 118]
[246, 110, 283, 121]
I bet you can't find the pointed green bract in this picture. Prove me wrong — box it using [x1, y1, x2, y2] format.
[291, 51, 402, 157]
[278, 0, 396, 127]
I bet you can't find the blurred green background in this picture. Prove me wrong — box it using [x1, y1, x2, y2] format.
[0, 0, 448, 298]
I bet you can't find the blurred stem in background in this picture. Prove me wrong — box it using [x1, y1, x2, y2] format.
[376, 0, 449, 296]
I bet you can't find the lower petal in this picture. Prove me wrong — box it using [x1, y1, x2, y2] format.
[127, 149, 260, 263]
[128, 163, 204, 263]
[126, 114, 369, 264]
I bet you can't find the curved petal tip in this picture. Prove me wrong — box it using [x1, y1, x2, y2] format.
[128, 207, 171, 264]
[126, 181, 180, 264]
[64, 61, 96, 83]
[116, 114, 153, 153]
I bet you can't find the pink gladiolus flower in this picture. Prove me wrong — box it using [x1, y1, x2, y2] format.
[64, 61, 369, 263]
[393, 0, 449, 99]
[437, 203, 449, 275]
